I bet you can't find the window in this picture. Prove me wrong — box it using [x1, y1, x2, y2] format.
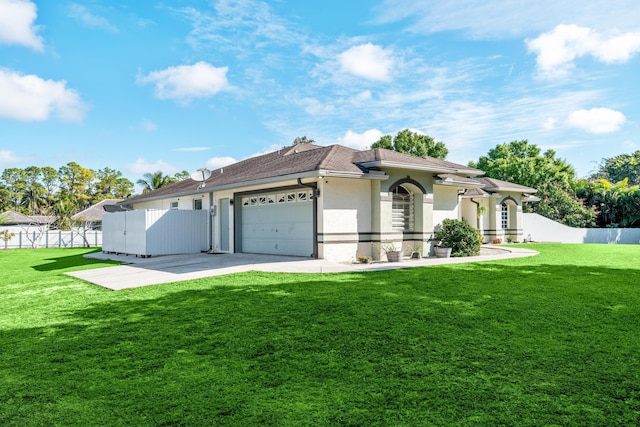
[392, 186, 414, 230]
[170, 201, 179, 210]
[501, 202, 509, 229]
[193, 199, 202, 210]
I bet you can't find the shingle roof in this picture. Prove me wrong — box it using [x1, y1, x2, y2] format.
[72, 199, 124, 222]
[473, 177, 536, 193]
[122, 143, 486, 205]
[0, 210, 56, 224]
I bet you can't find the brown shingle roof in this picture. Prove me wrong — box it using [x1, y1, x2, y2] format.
[123, 143, 486, 205]
[473, 177, 536, 193]
[72, 199, 124, 222]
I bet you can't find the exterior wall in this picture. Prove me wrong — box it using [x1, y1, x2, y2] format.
[523, 213, 640, 244]
[317, 177, 372, 262]
[433, 185, 460, 228]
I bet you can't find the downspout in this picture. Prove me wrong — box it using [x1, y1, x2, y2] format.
[297, 177, 319, 258]
[470, 198, 481, 230]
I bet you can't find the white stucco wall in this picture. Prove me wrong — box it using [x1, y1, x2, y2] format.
[318, 177, 372, 262]
[433, 185, 460, 228]
[523, 213, 640, 244]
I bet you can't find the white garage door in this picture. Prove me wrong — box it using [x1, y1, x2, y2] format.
[239, 189, 313, 257]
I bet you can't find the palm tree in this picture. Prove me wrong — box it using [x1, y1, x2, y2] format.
[136, 171, 175, 193]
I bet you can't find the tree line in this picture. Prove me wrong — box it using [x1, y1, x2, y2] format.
[0, 163, 188, 227]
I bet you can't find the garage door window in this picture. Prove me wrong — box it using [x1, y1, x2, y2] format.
[242, 191, 312, 208]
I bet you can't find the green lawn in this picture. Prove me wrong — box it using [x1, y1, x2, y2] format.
[1, 245, 639, 426]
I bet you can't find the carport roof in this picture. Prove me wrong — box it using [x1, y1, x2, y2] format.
[122, 143, 485, 205]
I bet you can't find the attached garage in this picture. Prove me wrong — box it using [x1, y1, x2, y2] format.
[236, 188, 314, 257]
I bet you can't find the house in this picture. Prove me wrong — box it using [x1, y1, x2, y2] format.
[71, 199, 126, 230]
[116, 143, 536, 261]
[0, 209, 56, 233]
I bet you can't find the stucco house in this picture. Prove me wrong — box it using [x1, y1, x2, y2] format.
[116, 142, 536, 262]
[71, 199, 125, 230]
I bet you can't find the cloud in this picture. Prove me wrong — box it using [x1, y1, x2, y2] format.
[138, 62, 230, 103]
[206, 156, 237, 170]
[0, 68, 86, 122]
[338, 129, 384, 150]
[372, 0, 640, 39]
[0, 0, 43, 50]
[301, 98, 334, 115]
[126, 158, 180, 175]
[68, 3, 117, 32]
[543, 118, 557, 130]
[0, 149, 27, 167]
[129, 119, 157, 132]
[338, 43, 394, 81]
[527, 25, 640, 78]
[566, 108, 626, 134]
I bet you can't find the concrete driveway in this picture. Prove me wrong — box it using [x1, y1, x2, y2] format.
[68, 246, 537, 291]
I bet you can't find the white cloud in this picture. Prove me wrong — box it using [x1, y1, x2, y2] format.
[206, 156, 237, 170]
[527, 25, 640, 78]
[0, 0, 43, 50]
[338, 43, 394, 81]
[129, 119, 157, 132]
[0, 68, 86, 122]
[138, 62, 230, 103]
[0, 149, 26, 167]
[126, 158, 179, 175]
[566, 108, 626, 134]
[302, 97, 334, 115]
[338, 129, 384, 150]
[543, 118, 557, 130]
[68, 3, 117, 32]
[372, 0, 640, 39]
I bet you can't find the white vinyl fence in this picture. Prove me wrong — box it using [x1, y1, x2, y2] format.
[523, 213, 640, 244]
[0, 228, 102, 249]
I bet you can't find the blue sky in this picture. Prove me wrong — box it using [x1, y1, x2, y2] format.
[1, 0, 639, 188]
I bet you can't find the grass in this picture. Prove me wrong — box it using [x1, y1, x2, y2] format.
[1, 245, 640, 426]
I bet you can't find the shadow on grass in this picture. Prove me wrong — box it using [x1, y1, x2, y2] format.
[2, 259, 640, 425]
[32, 249, 121, 272]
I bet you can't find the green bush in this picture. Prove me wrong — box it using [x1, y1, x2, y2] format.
[433, 218, 483, 257]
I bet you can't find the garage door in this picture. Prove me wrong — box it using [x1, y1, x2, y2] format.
[239, 189, 313, 257]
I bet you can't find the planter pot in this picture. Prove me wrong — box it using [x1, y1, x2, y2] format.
[386, 250, 402, 262]
[434, 247, 452, 258]
[411, 252, 422, 259]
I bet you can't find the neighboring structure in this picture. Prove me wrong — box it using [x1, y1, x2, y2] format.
[71, 199, 125, 230]
[0, 209, 56, 233]
[115, 143, 536, 261]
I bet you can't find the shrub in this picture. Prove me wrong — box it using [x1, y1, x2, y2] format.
[433, 218, 483, 257]
[492, 238, 502, 244]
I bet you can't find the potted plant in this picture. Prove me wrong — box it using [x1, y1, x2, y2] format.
[411, 242, 422, 259]
[433, 218, 483, 258]
[357, 255, 372, 264]
[373, 241, 403, 262]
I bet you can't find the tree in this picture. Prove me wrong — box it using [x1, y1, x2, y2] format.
[591, 151, 640, 186]
[371, 129, 448, 159]
[136, 171, 176, 193]
[574, 178, 640, 228]
[58, 162, 95, 211]
[93, 167, 133, 200]
[470, 140, 595, 227]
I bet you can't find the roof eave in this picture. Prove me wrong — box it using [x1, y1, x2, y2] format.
[358, 160, 482, 176]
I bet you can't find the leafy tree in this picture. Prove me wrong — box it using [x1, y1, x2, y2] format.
[574, 178, 640, 228]
[93, 167, 133, 200]
[173, 170, 190, 182]
[470, 140, 595, 227]
[136, 171, 176, 193]
[371, 129, 448, 159]
[591, 151, 640, 185]
[58, 162, 95, 211]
